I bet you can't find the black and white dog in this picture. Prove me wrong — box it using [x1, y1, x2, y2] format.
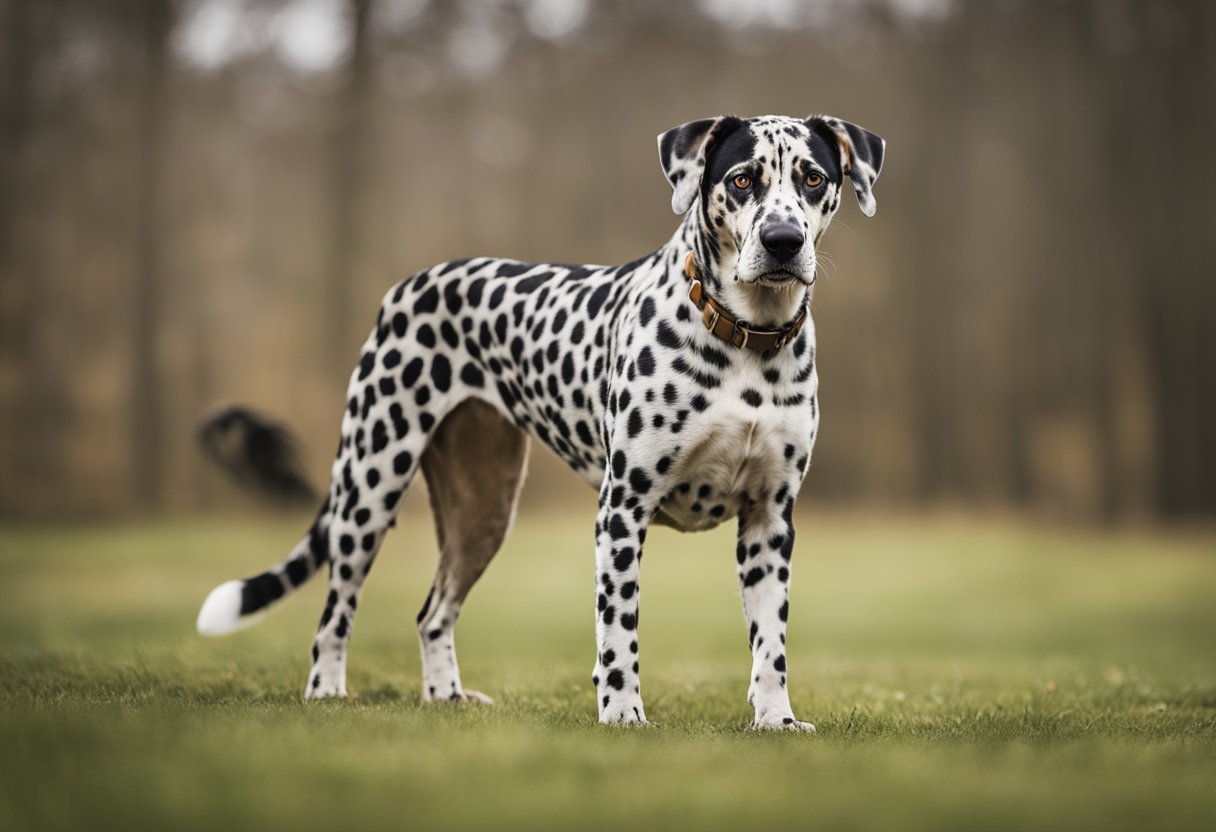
[198, 114, 885, 730]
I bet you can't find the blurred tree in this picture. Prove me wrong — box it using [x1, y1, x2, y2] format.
[324, 0, 374, 389]
[130, 0, 175, 509]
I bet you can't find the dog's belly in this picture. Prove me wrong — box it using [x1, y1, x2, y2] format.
[653, 414, 791, 533]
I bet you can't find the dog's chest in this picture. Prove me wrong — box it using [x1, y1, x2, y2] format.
[654, 384, 814, 532]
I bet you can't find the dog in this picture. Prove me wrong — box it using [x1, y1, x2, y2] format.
[197, 114, 885, 730]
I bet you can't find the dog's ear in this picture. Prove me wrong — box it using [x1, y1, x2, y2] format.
[808, 115, 885, 217]
[657, 116, 741, 215]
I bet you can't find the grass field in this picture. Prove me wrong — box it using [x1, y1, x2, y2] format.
[1, 507, 1214, 831]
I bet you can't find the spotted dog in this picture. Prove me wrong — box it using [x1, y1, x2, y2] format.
[197, 114, 885, 730]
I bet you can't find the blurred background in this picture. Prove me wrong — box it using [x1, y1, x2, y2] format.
[0, 0, 1212, 524]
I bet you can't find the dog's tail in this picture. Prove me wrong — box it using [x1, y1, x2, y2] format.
[196, 405, 330, 636]
[198, 405, 317, 505]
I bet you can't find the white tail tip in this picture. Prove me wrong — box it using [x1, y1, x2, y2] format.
[197, 580, 254, 636]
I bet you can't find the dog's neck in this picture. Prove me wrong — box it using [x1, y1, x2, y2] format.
[666, 206, 812, 329]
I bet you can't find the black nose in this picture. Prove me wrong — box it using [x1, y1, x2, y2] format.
[760, 224, 805, 262]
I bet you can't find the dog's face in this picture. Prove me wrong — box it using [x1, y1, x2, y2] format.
[658, 114, 885, 288]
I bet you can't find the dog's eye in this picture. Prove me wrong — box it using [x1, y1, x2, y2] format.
[805, 172, 824, 188]
[732, 174, 752, 189]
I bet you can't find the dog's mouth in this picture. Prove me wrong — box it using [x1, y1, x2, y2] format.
[755, 269, 806, 287]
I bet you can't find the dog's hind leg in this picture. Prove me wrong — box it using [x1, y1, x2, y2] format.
[305, 331, 444, 699]
[416, 399, 529, 703]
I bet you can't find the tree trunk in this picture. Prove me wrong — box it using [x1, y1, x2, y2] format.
[130, 0, 173, 510]
[324, 0, 375, 388]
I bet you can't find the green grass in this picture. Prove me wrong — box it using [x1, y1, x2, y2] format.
[1, 508, 1214, 831]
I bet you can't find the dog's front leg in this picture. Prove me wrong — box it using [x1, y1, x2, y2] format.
[736, 498, 814, 732]
[592, 475, 656, 726]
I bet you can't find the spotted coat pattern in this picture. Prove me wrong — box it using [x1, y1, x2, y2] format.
[197, 114, 885, 730]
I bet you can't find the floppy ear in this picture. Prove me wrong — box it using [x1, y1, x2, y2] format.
[657, 116, 738, 215]
[808, 115, 886, 217]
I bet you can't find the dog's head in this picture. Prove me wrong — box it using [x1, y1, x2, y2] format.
[658, 114, 884, 292]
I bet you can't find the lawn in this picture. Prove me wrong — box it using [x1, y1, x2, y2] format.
[1, 507, 1213, 831]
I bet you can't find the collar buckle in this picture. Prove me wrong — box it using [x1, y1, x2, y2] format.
[731, 321, 750, 350]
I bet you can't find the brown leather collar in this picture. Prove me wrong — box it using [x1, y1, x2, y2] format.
[683, 252, 808, 352]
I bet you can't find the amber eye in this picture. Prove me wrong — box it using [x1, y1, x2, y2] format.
[732, 174, 752, 189]
[805, 172, 824, 188]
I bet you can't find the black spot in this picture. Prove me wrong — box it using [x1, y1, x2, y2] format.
[285, 557, 309, 587]
[613, 548, 635, 571]
[636, 347, 655, 376]
[467, 278, 486, 307]
[586, 283, 611, 318]
[628, 467, 652, 494]
[774, 655, 786, 672]
[414, 285, 440, 314]
[627, 409, 643, 439]
[393, 451, 413, 475]
[639, 297, 656, 326]
[371, 421, 388, 453]
[417, 325, 436, 348]
[620, 612, 637, 631]
[489, 284, 507, 309]
[514, 271, 552, 293]
[402, 357, 424, 388]
[437, 320, 457, 349]
[431, 354, 452, 392]
[443, 282, 463, 315]
[339, 535, 355, 555]
[741, 388, 763, 408]
[357, 352, 375, 381]
[608, 514, 629, 541]
[656, 320, 681, 350]
[742, 567, 764, 587]
[460, 363, 485, 387]
[606, 669, 625, 690]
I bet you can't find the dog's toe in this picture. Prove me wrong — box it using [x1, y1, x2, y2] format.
[751, 715, 816, 733]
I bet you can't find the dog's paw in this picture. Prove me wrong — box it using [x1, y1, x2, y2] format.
[599, 699, 648, 726]
[304, 680, 348, 701]
[446, 689, 494, 705]
[751, 713, 816, 733]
